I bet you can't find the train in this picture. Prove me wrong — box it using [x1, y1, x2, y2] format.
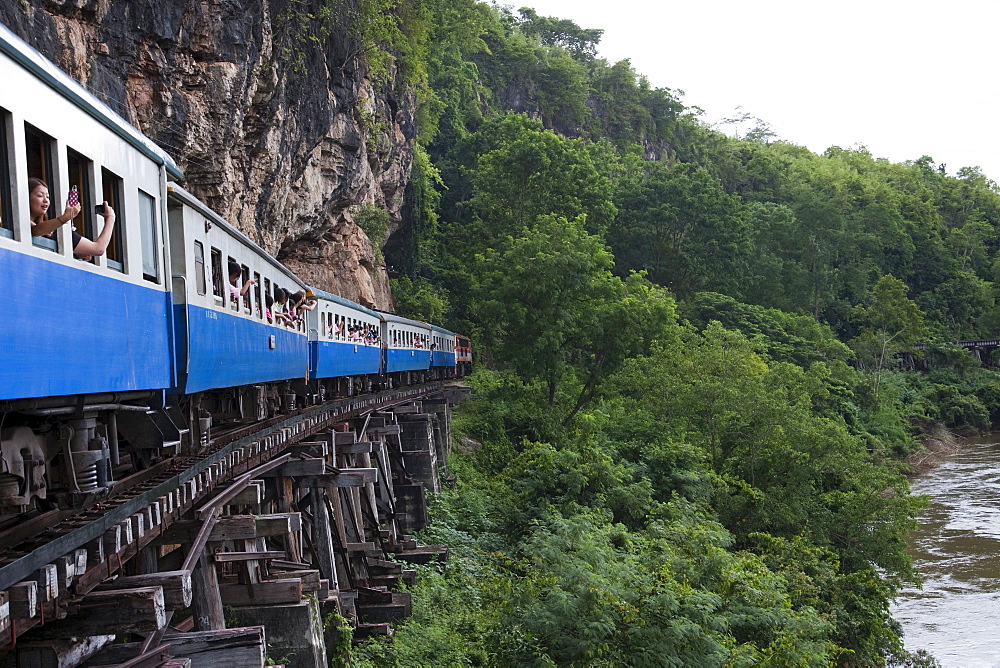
[0, 23, 470, 522]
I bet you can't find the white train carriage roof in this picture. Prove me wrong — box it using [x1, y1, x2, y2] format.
[430, 323, 456, 337]
[167, 182, 306, 288]
[0, 23, 182, 180]
[377, 310, 432, 330]
[309, 287, 381, 318]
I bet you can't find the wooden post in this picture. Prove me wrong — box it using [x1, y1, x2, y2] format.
[310, 486, 338, 589]
[190, 551, 224, 631]
[277, 475, 303, 563]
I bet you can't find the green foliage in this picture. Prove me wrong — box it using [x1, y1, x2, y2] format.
[323, 611, 354, 665]
[389, 276, 448, 323]
[473, 215, 675, 423]
[850, 274, 928, 399]
[359, 2, 998, 665]
[514, 8, 604, 62]
[611, 162, 751, 297]
[467, 115, 617, 237]
[354, 203, 389, 265]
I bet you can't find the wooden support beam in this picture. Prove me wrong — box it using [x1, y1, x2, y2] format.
[271, 569, 321, 593]
[311, 487, 338, 588]
[300, 469, 378, 488]
[333, 432, 357, 446]
[97, 570, 193, 610]
[336, 441, 374, 454]
[191, 551, 224, 632]
[225, 481, 264, 506]
[0, 590, 8, 640]
[10, 635, 115, 668]
[270, 559, 312, 571]
[288, 442, 329, 458]
[367, 425, 401, 436]
[73, 548, 88, 579]
[260, 458, 326, 477]
[278, 476, 303, 564]
[36, 564, 58, 602]
[213, 551, 285, 563]
[37, 587, 165, 638]
[163, 627, 266, 667]
[87, 627, 265, 668]
[103, 525, 121, 556]
[219, 579, 302, 607]
[9, 580, 37, 619]
[86, 536, 105, 568]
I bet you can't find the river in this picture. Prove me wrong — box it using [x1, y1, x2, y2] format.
[893, 435, 1000, 666]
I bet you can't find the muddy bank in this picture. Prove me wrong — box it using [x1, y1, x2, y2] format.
[907, 424, 961, 474]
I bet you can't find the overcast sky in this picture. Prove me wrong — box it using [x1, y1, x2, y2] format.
[516, 0, 1000, 182]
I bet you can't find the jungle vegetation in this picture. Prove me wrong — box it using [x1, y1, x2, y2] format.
[348, 1, 1000, 665]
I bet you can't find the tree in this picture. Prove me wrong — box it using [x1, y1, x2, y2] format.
[469, 116, 617, 238]
[611, 162, 751, 298]
[473, 215, 674, 424]
[851, 275, 927, 400]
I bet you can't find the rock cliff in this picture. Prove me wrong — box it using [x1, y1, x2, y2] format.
[0, 0, 413, 309]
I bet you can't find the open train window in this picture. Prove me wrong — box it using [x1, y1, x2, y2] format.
[226, 256, 238, 310]
[253, 272, 262, 318]
[137, 189, 158, 281]
[103, 169, 126, 271]
[0, 109, 12, 239]
[263, 277, 272, 322]
[66, 149, 95, 261]
[241, 264, 251, 313]
[25, 124, 56, 251]
[194, 241, 206, 295]
[210, 247, 223, 302]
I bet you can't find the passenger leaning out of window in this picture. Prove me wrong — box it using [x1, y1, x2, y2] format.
[227, 260, 255, 305]
[28, 178, 116, 261]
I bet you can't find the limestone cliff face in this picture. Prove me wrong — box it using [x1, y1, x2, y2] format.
[0, 0, 412, 309]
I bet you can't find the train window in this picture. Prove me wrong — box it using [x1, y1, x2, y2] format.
[263, 277, 272, 322]
[103, 169, 126, 270]
[25, 124, 57, 250]
[226, 256, 238, 310]
[66, 149, 95, 262]
[241, 264, 251, 313]
[194, 241, 206, 295]
[210, 247, 224, 302]
[0, 109, 12, 239]
[253, 271, 262, 318]
[137, 189, 158, 280]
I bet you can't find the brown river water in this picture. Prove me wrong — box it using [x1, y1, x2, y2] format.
[893, 435, 1000, 666]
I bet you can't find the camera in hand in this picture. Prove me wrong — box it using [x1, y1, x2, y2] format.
[95, 204, 106, 214]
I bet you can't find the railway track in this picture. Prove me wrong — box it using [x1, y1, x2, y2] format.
[0, 383, 442, 648]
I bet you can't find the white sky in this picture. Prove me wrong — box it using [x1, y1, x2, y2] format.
[516, 0, 1000, 181]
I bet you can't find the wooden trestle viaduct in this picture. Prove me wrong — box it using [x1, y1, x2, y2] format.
[0, 383, 468, 667]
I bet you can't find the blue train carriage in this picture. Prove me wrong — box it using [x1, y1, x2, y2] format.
[306, 288, 383, 396]
[0, 23, 180, 509]
[166, 183, 309, 424]
[429, 324, 457, 378]
[381, 312, 433, 384]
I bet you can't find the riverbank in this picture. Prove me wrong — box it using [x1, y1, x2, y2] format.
[907, 424, 961, 474]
